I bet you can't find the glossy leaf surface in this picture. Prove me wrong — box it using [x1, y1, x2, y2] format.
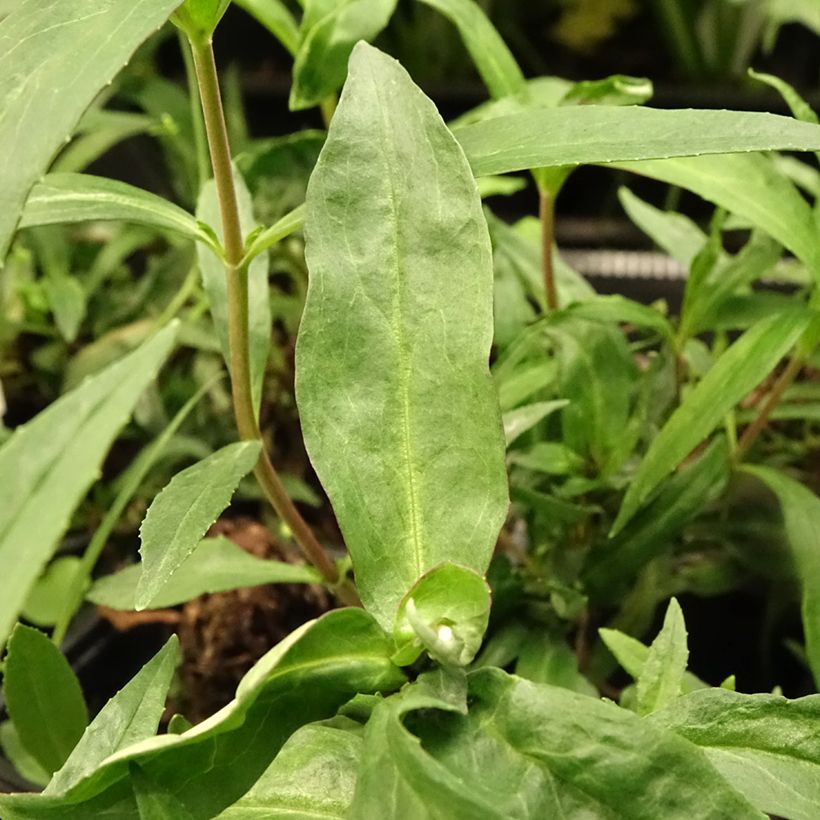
[0, 0, 182, 261]
[297, 44, 508, 627]
[613, 311, 812, 533]
[4, 626, 88, 775]
[90, 536, 319, 610]
[136, 441, 261, 610]
[0, 323, 177, 649]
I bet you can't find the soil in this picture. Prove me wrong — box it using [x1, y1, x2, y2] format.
[98, 516, 331, 724]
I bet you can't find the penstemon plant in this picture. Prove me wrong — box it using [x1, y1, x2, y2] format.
[4, 0, 820, 817]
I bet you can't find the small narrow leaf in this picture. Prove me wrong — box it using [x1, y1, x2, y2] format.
[0, 323, 177, 649]
[0, 0, 183, 261]
[741, 465, 820, 688]
[503, 400, 567, 446]
[614, 154, 820, 283]
[90, 536, 319, 610]
[20, 174, 214, 248]
[3, 625, 88, 775]
[197, 170, 271, 415]
[296, 44, 508, 628]
[417, 0, 525, 99]
[45, 636, 179, 796]
[636, 598, 689, 715]
[613, 311, 812, 533]
[136, 441, 262, 610]
[234, 0, 300, 55]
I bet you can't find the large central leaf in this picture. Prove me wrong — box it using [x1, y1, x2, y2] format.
[296, 43, 508, 628]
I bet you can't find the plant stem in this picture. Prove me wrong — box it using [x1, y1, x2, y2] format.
[734, 354, 804, 463]
[539, 187, 558, 311]
[190, 37, 359, 606]
[179, 30, 210, 192]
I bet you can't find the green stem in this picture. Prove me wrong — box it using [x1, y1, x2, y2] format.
[539, 188, 558, 311]
[734, 354, 804, 463]
[180, 31, 210, 194]
[190, 37, 359, 606]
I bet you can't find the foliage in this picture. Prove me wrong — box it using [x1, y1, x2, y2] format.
[2, 0, 820, 817]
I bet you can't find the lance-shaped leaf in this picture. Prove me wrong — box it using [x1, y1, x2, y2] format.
[234, 0, 300, 55]
[90, 536, 319, 610]
[3, 625, 88, 776]
[417, 0, 525, 99]
[45, 637, 180, 796]
[19, 174, 214, 249]
[651, 688, 820, 820]
[136, 441, 262, 610]
[0, 323, 177, 650]
[612, 310, 813, 534]
[197, 170, 271, 415]
[290, 0, 398, 110]
[613, 154, 820, 282]
[740, 465, 820, 688]
[296, 43, 508, 628]
[0, 0, 183, 262]
[456, 106, 820, 177]
[636, 598, 689, 716]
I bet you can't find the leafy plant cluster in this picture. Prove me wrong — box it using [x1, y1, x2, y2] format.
[3, 0, 820, 817]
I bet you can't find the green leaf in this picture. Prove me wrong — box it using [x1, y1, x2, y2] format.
[612, 311, 812, 534]
[131, 763, 195, 820]
[90, 535, 319, 610]
[652, 687, 820, 820]
[417, 0, 525, 99]
[42, 275, 86, 344]
[565, 294, 674, 341]
[22, 557, 84, 627]
[457, 106, 820, 178]
[20, 174, 214, 249]
[2, 611, 404, 818]
[586, 437, 729, 596]
[562, 74, 653, 106]
[234, 0, 300, 55]
[296, 43, 508, 628]
[740, 465, 820, 688]
[503, 400, 568, 447]
[350, 668, 762, 818]
[392, 563, 491, 667]
[618, 187, 706, 268]
[549, 317, 638, 473]
[0, 323, 177, 649]
[218, 718, 362, 819]
[136, 441, 262, 610]
[197, 169, 271, 415]
[290, 0, 398, 110]
[613, 153, 820, 282]
[3, 625, 88, 776]
[0, 722, 50, 788]
[0, 0, 183, 262]
[515, 632, 597, 696]
[242, 203, 305, 265]
[636, 598, 689, 715]
[45, 636, 180, 796]
[172, 0, 231, 41]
